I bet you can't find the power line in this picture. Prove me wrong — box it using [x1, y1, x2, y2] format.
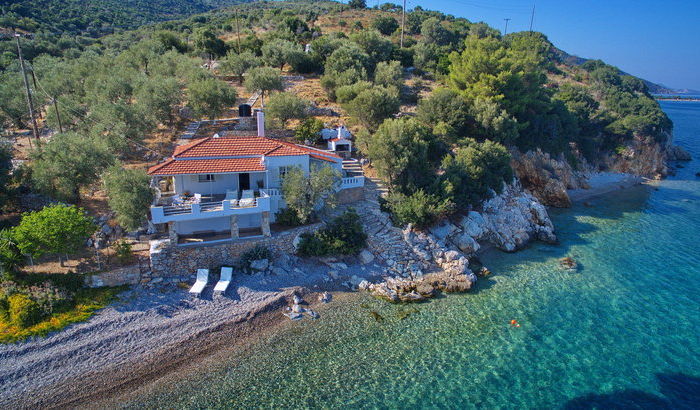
[32, 71, 168, 159]
[14, 33, 39, 144]
[400, 0, 406, 48]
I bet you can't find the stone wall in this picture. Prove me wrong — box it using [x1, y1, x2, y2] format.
[84, 265, 142, 288]
[149, 223, 321, 278]
[337, 186, 364, 204]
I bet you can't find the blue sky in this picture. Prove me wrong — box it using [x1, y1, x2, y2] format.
[360, 0, 700, 90]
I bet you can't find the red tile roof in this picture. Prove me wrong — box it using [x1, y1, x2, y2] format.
[172, 136, 341, 160]
[148, 135, 341, 176]
[148, 157, 265, 176]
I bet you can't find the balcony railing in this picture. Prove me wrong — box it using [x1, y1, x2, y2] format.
[151, 193, 270, 224]
[340, 176, 365, 189]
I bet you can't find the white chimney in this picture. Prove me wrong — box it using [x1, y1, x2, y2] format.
[257, 110, 265, 137]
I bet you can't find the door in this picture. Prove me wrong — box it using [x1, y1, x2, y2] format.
[239, 173, 250, 191]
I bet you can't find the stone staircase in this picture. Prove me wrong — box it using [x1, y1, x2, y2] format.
[327, 174, 427, 276]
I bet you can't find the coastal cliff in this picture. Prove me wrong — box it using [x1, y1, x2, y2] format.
[510, 133, 689, 208]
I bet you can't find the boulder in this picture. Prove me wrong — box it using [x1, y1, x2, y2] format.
[461, 211, 486, 238]
[359, 249, 375, 264]
[452, 232, 480, 255]
[429, 221, 459, 240]
[250, 259, 269, 272]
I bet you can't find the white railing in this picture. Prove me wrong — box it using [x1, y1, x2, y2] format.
[340, 176, 365, 190]
[151, 194, 270, 224]
[260, 188, 282, 196]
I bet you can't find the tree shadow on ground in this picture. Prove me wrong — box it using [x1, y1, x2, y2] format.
[564, 372, 700, 410]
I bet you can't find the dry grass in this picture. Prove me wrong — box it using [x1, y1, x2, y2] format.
[316, 9, 400, 35]
[21, 239, 149, 276]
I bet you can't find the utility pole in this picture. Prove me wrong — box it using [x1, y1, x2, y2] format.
[15, 33, 39, 142]
[234, 8, 242, 54]
[52, 98, 63, 133]
[503, 18, 511, 35]
[400, 0, 406, 48]
[529, 4, 536, 32]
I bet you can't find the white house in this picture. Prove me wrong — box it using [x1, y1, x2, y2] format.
[148, 133, 364, 245]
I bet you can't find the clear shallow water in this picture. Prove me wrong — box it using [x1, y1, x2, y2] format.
[123, 101, 700, 409]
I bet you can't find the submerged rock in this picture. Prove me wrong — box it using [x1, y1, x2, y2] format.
[319, 292, 332, 303]
[559, 257, 578, 271]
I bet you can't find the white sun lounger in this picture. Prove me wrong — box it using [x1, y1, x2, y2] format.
[214, 267, 233, 294]
[189, 269, 209, 297]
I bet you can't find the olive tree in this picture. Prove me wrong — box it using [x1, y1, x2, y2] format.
[220, 51, 261, 84]
[103, 165, 155, 231]
[265, 92, 309, 128]
[244, 67, 284, 107]
[187, 77, 237, 119]
[31, 133, 115, 203]
[281, 165, 341, 223]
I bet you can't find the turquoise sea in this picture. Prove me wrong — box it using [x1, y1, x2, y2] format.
[124, 101, 700, 409]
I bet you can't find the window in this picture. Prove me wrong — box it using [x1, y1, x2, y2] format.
[278, 166, 289, 179]
[198, 174, 216, 183]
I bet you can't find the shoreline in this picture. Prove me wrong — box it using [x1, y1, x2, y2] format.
[567, 172, 645, 203]
[0, 259, 383, 409]
[1, 172, 649, 408]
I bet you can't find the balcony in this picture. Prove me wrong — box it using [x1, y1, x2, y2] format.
[340, 176, 365, 190]
[151, 192, 271, 224]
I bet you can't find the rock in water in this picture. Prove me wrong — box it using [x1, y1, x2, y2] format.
[559, 257, 578, 271]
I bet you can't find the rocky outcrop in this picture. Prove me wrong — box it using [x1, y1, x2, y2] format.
[510, 149, 590, 208]
[602, 135, 669, 179]
[422, 182, 557, 254]
[368, 270, 477, 303]
[667, 145, 692, 161]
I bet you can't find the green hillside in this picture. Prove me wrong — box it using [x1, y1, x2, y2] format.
[0, 0, 240, 35]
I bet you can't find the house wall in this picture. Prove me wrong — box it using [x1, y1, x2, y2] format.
[264, 155, 310, 188]
[174, 172, 267, 195]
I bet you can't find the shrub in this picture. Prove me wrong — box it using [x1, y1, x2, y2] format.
[0, 296, 8, 322]
[275, 207, 305, 227]
[371, 16, 399, 35]
[294, 118, 324, 143]
[385, 190, 454, 229]
[8, 293, 43, 328]
[296, 210, 367, 257]
[113, 240, 133, 264]
[239, 245, 272, 273]
[440, 139, 513, 208]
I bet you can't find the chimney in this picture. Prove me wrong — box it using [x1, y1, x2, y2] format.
[257, 110, 265, 137]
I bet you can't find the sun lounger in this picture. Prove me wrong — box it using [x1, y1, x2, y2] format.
[239, 189, 256, 207]
[189, 269, 209, 297]
[214, 267, 233, 294]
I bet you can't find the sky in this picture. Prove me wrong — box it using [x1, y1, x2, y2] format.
[362, 0, 700, 91]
